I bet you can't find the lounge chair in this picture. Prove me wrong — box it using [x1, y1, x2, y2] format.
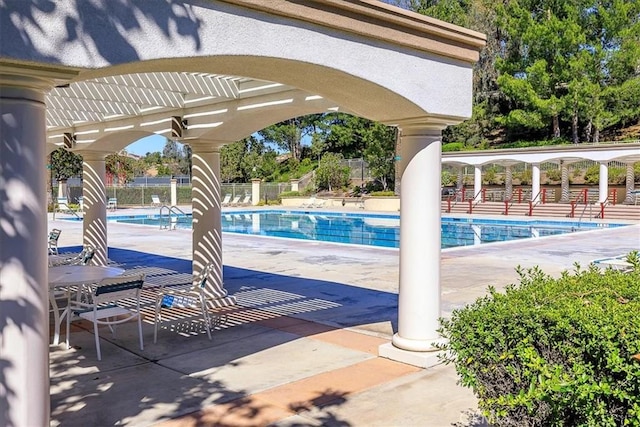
[239, 194, 251, 206]
[300, 196, 316, 208]
[151, 195, 162, 207]
[221, 194, 232, 207]
[77, 196, 84, 213]
[69, 272, 146, 360]
[107, 197, 118, 211]
[48, 229, 62, 255]
[229, 195, 241, 206]
[56, 197, 79, 216]
[153, 263, 236, 343]
[591, 253, 635, 272]
[312, 198, 326, 208]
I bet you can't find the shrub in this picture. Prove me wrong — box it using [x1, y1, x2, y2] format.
[369, 190, 396, 197]
[439, 252, 640, 426]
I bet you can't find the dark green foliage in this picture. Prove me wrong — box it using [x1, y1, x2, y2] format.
[50, 147, 83, 181]
[439, 252, 640, 426]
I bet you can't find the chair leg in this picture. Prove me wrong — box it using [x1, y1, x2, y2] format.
[93, 321, 102, 361]
[153, 297, 162, 344]
[137, 314, 144, 351]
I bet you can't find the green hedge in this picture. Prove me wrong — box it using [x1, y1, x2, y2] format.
[439, 252, 640, 426]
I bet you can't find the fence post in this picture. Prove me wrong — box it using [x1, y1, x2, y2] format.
[251, 179, 261, 206]
[170, 178, 177, 206]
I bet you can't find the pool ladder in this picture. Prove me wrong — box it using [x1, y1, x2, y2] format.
[159, 205, 188, 230]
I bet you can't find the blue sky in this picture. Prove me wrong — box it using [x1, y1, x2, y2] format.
[126, 135, 167, 156]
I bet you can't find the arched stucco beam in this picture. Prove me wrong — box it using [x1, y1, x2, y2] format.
[75, 130, 156, 155]
[5, 0, 482, 125]
[75, 55, 469, 126]
[185, 93, 346, 143]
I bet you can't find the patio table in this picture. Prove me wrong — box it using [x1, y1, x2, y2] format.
[48, 265, 124, 345]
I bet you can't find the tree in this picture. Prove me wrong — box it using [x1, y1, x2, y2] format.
[105, 152, 134, 185]
[315, 152, 350, 192]
[50, 147, 83, 181]
[258, 114, 324, 161]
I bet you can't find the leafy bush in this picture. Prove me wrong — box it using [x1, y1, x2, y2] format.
[369, 190, 396, 197]
[443, 142, 466, 152]
[584, 164, 600, 184]
[439, 252, 640, 426]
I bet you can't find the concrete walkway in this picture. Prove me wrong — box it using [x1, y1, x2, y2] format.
[48, 209, 639, 426]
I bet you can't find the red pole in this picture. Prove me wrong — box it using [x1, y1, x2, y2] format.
[528, 201, 533, 216]
[468, 199, 473, 214]
[611, 189, 617, 206]
[481, 188, 486, 202]
[517, 188, 522, 203]
[570, 201, 576, 218]
[582, 188, 588, 204]
[504, 201, 509, 215]
[600, 202, 605, 219]
[541, 188, 547, 204]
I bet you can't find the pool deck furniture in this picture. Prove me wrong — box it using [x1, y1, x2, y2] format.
[48, 265, 125, 346]
[151, 195, 162, 207]
[107, 197, 118, 211]
[151, 262, 237, 343]
[48, 228, 61, 255]
[74, 272, 146, 360]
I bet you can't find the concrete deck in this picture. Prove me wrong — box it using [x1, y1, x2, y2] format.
[48, 208, 640, 426]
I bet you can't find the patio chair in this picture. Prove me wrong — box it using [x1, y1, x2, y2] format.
[239, 194, 251, 206]
[77, 196, 84, 213]
[221, 194, 232, 207]
[48, 228, 62, 255]
[300, 196, 316, 208]
[153, 263, 237, 343]
[56, 197, 78, 216]
[107, 197, 118, 211]
[312, 198, 326, 208]
[69, 272, 146, 360]
[228, 195, 241, 206]
[151, 195, 162, 207]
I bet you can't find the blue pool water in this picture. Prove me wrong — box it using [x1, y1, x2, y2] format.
[107, 210, 625, 249]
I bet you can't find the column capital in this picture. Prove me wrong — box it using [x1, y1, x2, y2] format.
[75, 150, 110, 162]
[0, 62, 78, 91]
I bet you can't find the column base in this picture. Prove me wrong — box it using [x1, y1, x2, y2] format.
[379, 342, 444, 368]
[378, 334, 448, 368]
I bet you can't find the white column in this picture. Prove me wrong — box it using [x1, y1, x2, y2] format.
[504, 165, 513, 201]
[290, 179, 300, 193]
[170, 178, 177, 206]
[531, 163, 541, 203]
[624, 163, 635, 204]
[0, 71, 70, 427]
[388, 126, 443, 354]
[251, 179, 261, 206]
[190, 142, 223, 280]
[81, 153, 109, 266]
[473, 165, 482, 201]
[599, 162, 609, 203]
[456, 167, 464, 194]
[559, 161, 569, 203]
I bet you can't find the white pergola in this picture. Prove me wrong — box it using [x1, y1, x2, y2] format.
[0, 1, 485, 425]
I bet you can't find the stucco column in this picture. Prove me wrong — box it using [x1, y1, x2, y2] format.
[0, 69, 74, 427]
[57, 180, 68, 199]
[560, 160, 570, 203]
[190, 141, 223, 280]
[599, 161, 609, 203]
[388, 126, 443, 353]
[81, 152, 109, 266]
[473, 165, 482, 201]
[170, 178, 178, 206]
[505, 165, 513, 201]
[624, 163, 635, 204]
[251, 178, 261, 206]
[531, 163, 541, 203]
[290, 179, 300, 192]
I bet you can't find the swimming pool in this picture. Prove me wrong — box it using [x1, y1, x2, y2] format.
[108, 210, 625, 249]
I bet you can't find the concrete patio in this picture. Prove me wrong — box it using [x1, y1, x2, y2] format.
[48, 209, 639, 426]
